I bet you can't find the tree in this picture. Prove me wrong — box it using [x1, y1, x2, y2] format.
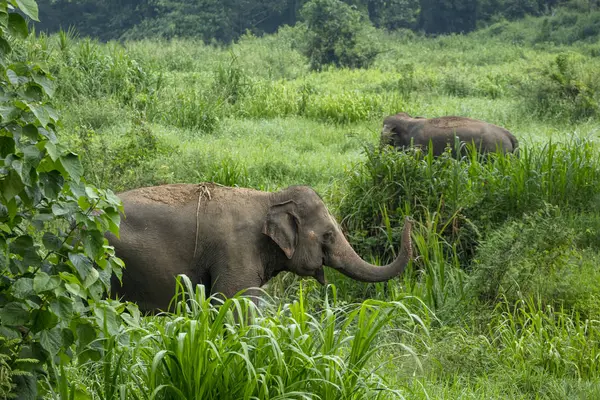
[365, 0, 420, 30]
[299, 0, 381, 70]
[1, 0, 132, 396]
[419, 0, 479, 34]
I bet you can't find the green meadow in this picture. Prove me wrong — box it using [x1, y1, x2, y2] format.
[5, 8, 600, 398]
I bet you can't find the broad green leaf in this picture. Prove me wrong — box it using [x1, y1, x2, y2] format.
[44, 140, 59, 161]
[37, 157, 59, 173]
[9, 235, 34, 256]
[0, 37, 10, 57]
[105, 208, 121, 237]
[11, 277, 34, 299]
[28, 103, 50, 127]
[23, 144, 42, 164]
[69, 180, 86, 199]
[65, 282, 86, 298]
[105, 190, 123, 209]
[108, 257, 123, 282]
[61, 328, 74, 348]
[87, 278, 102, 300]
[97, 267, 112, 291]
[40, 327, 62, 357]
[49, 296, 73, 320]
[32, 73, 55, 97]
[8, 12, 27, 38]
[0, 169, 24, 201]
[83, 229, 104, 261]
[0, 136, 15, 157]
[22, 124, 38, 140]
[68, 252, 94, 282]
[77, 195, 92, 211]
[14, 0, 39, 21]
[23, 84, 43, 101]
[42, 232, 62, 252]
[75, 322, 97, 353]
[51, 201, 77, 216]
[0, 105, 20, 122]
[6, 68, 29, 85]
[5, 197, 17, 220]
[0, 302, 29, 325]
[83, 267, 99, 289]
[93, 304, 120, 336]
[31, 308, 59, 333]
[33, 271, 61, 293]
[11, 158, 32, 186]
[38, 126, 58, 143]
[39, 171, 63, 198]
[84, 186, 99, 199]
[59, 153, 83, 182]
[45, 105, 59, 123]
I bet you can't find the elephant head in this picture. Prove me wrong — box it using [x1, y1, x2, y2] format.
[380, 112, 418, 148]
[263, 186, 412, 284]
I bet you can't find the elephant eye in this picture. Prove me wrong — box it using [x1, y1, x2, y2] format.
[322, 231, 334, 244]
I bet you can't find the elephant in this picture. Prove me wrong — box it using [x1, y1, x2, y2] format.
[380, 112, 518, 157]
[107, 183, 413, 312]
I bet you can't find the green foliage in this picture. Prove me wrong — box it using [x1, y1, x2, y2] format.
[419, 0, 478, 34]
[298, 0, 381, 70]
[10, 11, 600, 398]
[366, 0, 420, 30]
[129, 276, 427, 399]
[0, 0, 135, 396]
[521, 53, 599, 121]
[339, 139, 600, 265]
[75, 120, 174, 191]
[490, 297, 600, 380]
[470, 206, 600, 318]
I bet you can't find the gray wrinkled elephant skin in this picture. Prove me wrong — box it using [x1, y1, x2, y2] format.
[381, 112, 518, 156]
[107, 183, 413, 312]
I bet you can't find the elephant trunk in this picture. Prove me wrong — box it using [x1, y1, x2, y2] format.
[327, 217, 413, 282]
[380, 124, 393, 146]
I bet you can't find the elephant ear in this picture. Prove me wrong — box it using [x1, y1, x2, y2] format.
[263, 200, 299, 259]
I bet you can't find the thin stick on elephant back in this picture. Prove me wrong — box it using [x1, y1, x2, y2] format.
[107, 183, 413, 312]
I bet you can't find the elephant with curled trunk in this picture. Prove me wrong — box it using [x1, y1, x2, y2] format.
[108, 183, 412, 311]
[381, 112, 518, 156]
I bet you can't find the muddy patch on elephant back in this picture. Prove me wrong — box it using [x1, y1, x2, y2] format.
[132, 182, 266, 207]
[135, 183, 215, 205]
[428, 116, 472, 128]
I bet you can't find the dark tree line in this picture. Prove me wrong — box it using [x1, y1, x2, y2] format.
[36, 0, 576, 42]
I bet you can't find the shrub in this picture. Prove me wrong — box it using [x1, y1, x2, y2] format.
[470, 206, 600, 318]
[0, 2, 133, 396]
[339, 139, 600, 266]
[297, 0, 382, 70]
[76, 120, 174, 191]
[520, 53, 600, 121]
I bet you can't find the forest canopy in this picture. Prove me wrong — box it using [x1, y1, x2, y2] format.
[35, 0, 578, 42]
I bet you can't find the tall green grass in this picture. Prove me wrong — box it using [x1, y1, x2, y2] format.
[56, 276, 428, 399]
[340, 138, 600, 264]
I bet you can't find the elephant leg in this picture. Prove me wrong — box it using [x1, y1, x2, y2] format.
[209, 270, 263, 323]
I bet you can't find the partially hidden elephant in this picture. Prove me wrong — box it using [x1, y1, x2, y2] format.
[380, 112, 518, 156]
[107, 183, 413, 312]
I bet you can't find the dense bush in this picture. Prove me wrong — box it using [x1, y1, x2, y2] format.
[339, 139, 600, 265]
[520, 53, 599, 121]
[0, 1, 135, 396]
[57, 276, 428, 399]
[297, 0, 381, 70]
[470, 206, 600, 317]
